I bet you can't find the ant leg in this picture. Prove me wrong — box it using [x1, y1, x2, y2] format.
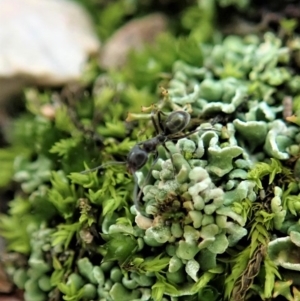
[169, 128, 199, 140]
[151, 110, 163, 134]
[132, 173, 143, 213]
[134, 152, 159, 213]
[157, 110, 167, 133]
[169, 127, 220, 141]
[162, 143, 176, 177]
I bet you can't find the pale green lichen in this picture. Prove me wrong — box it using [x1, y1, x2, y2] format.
[6, 225, 54, 301]
[139, 132, 250, 264]
[268, 236, 300, 271]
[264, 120, 298, 160]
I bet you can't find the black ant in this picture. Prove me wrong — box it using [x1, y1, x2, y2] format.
[127, 110, 193, 173]
[83, 109, 208, 213]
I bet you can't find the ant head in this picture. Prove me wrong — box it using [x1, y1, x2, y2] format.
[164, 111, 191, 135]
[127, 145, 148, 174]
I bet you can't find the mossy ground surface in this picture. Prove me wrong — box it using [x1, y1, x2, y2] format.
[1, 1, 300, 301]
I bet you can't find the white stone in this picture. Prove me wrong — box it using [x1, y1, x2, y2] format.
[0, 0, 100, 86]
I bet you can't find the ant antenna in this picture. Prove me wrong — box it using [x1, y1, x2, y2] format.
[80, 161, 126, 174]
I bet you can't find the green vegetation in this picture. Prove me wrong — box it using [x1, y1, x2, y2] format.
[1, 0, 300, 300]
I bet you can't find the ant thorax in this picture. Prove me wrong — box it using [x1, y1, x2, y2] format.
[141, 137, 162, 153]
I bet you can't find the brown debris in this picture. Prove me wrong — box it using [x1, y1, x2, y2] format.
[99, 13, 168, 69]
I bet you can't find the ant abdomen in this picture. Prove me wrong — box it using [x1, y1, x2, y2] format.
[164, 111, 191, 135]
